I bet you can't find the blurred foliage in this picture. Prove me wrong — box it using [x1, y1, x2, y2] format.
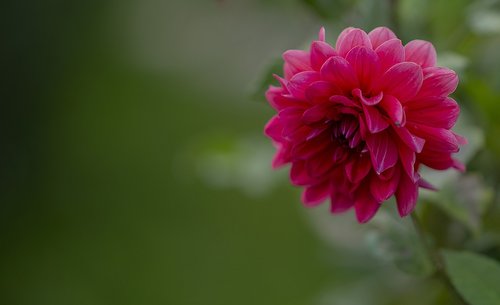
[251, 57, 283, 103]
[443, 250, 500, 305]
[300, 0, 359, 20]
[2, 0, 500, 305]
[252, 0, 500, 303]
[365, 210, 434, 276]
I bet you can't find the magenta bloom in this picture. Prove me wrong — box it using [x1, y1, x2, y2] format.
[264, 27, 466, 223]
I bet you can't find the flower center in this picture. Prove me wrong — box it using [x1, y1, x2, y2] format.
[330, 118, 366, 154]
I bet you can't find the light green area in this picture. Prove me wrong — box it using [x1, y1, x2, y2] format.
[2, 0, 500, 305]
[443, 250, 500, 305]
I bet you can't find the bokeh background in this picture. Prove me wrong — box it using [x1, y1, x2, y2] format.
[2, 0, 500, 304]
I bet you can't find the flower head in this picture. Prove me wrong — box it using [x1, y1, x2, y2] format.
[264, 27, 466, 223]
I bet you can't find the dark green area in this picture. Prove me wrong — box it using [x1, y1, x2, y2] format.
[1, 0, 500, 305]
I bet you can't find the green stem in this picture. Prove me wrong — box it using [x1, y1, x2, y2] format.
[410, 212, 469, 305]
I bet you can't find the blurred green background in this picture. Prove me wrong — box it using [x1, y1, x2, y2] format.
[2, 0, 500, 304]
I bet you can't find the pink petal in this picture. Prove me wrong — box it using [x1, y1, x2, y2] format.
[305, 81, 341, 103]
[378, 165, 397, 181]
[408, 124, 460, 152]
[368, 27, 397, 49]
[291, 133, 330, 159]
[336, 28, 372, 57]
[415, 67, 458, 99]
[354, 188, 381, 223]
[271, 142, 291, 168]
[330, 95, 360, 108]
[332, 146, 349, 163]
[348, 131, 362, 149]
[279, 107, 313, 142]
[398, 141, 417, 181]
[310, 41, 337, 71]
[290, 161, 312, 185]
[320, 56, 359, 93]
[266, 86, 295, 111]
[341, 119, 358, 139]
[395, 172, 419, 217]
[301, 103, 331, 124]
[305, 125, 329, 140]
[454, 132, 468, 146]
[375, 38, 405, 72]
[363, 104, 389, 133]
[419, 143, 466, 173]
[285, 125, 314, 142]
[335, 26, 356, 45]
[330, 192, 354, 213]
[345, 46, 381, 91]
[379, 62, 423, 102]
[302, 181, 330, 206]
[393, 126, 425, 153]
[335, 27, 355, 47]
[453, 159, 466, 172]
[283, 50, 311, 79]
[379, 95, 404, 126]
[305, 148, 335, 178]
[273, 73, 289, 89]
[278, 107, 303, 131]
[264, 116, 283, 142]
[338, 106, 361, 118]
[366, 131, 398, 174]
[370, 168, 400, 202]
[352, 88, 383, 106]
[405, 40, 437, 68]
[405, 97, 460, 129]
[318, 27, 326, 42]
[418, 151, 455, 171]
[345, 155, 372, 183]
[283, 50, 311, 70]
[329, 168, 355, 213]
[358, 117, 368, 138]
[287, 71, 321, 99]
[418, 178, 437, 191]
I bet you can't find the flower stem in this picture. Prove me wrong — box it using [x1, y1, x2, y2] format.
[410, 212, 469, 305]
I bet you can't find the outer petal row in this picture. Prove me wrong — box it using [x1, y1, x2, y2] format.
[405, 39, 437, 68]
[379, 62, 423, 102]
[368, 27, 397, 49]
[336, 28, 372, 57]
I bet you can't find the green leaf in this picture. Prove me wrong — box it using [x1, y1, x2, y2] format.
[443, 250, 500, 305]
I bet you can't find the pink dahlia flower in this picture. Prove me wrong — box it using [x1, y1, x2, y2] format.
[264, 27, 466, 223]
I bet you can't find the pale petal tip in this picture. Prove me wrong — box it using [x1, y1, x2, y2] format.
[272, 74, 287, 87]
[368, 26, 397, 49]
[418, 178, 438, 191]
[301, 186, 328, 207]
[355, 207, 379, 223]
[454, 133, 468, 145]
[398, 204, 415, 217]
[318, 27, 326, 41]
[405, 39, 437, 67]
[453, 159, 466, 172]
